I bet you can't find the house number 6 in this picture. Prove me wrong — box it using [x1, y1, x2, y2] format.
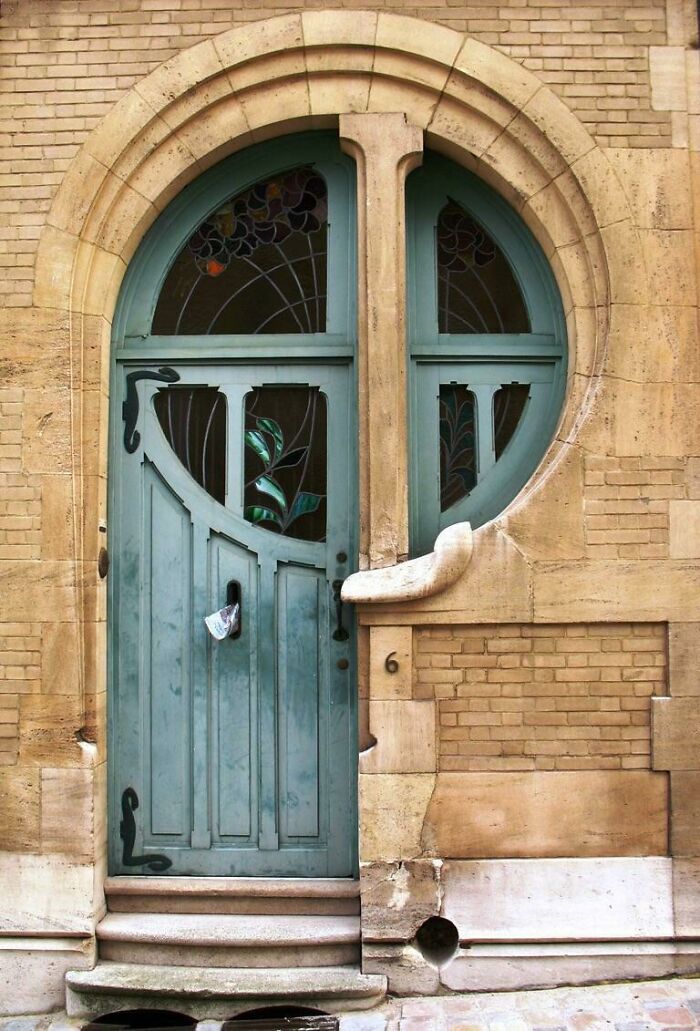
[385, 651, 399, 674]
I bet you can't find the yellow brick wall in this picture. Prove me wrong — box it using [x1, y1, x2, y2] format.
[0, 0, 687, 307]
[415, 623, 667, 772]
[584, 456, 685, 559]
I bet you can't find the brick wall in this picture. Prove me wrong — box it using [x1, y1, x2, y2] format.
[584, 456, 698, 559]
[0, 0, 687, 307]
[415, 623, 667, 772]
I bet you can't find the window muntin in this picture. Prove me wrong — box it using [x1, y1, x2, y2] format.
[408, 153, 566, 555]
[152, 167, 328, 336]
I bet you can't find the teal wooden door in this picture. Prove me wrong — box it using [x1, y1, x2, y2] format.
[109, 360, 357, 876]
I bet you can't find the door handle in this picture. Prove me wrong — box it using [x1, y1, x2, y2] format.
[332, 579, 349, 642]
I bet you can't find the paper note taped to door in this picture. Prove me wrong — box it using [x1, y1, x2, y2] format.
[204, 602, 240, 640]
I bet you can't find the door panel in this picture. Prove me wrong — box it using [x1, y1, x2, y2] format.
[110, 362, 356, 877]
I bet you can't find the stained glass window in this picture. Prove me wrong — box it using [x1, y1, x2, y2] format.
[494, 383, 529, 460]
[439, 385, 477, 512]
[437, 201, 530, 334]
[243, 386, 327, 542]
[154, 387, 226, 504]
[153, 167, 328, 335]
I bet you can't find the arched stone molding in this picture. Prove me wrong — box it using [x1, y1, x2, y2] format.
[33, 10, 637, 737]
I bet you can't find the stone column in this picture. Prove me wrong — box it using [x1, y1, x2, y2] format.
[339, 113, 423, 570]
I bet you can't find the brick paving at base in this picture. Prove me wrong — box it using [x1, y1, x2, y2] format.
[384, 978, 700, 1031]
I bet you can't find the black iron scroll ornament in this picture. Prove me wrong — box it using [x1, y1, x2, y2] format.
[123, 367, 180, 453]
[120, 787, 172, 872]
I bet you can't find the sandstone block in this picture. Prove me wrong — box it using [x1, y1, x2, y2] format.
[302, 10, 377, 49]
[441, 857, 673, 941]
[134, 39, 224, 114]
[361, 701, 436, 776]
[19, 695, 84, 768]
[0, 562, 77, 624]
[41, 767, 94, 861]
[673, 857, 700, 936]
[652, 697, 700, 770]
[375, 12, 461, 70]
[670, 501, 700, 558]
[569, 148, 631, 229]
[534, 559, 700, 623]
[214, 15, 303, 72]
[0, 852, 95, 934]
[608, 148, 692, 229]
[369, 626, 412, 700]
[0, 768, 40, 852]
[33, 227, 79, 313]
[422, 771, 668, 857]
[361, 860, 441, 942]
[521, 85, 595, 167]
[502, 443, 585, 562]
[0, 938, 94, 1016]
[668, 626, 700, 697]
[650, 46, 687, 112]
[455, 36, 540, 111]
[359, 773, 435, 863]
[362, 942, 440, 996]
[606, 304, 700, 385]
[670, 772, 700, 855]
[416, 525, 532, 623]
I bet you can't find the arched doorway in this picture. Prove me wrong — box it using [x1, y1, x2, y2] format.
[108, 133, 359, 877]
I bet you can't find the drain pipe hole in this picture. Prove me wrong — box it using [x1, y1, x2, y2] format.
[414, 915, 460, 967]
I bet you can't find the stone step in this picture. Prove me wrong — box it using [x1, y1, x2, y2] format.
[96, 912, 361, 968]
[104, 877, 360, 915]
[65, 962, 387, 1019]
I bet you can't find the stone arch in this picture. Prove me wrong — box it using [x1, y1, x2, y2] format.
[33, 10, 636, 745]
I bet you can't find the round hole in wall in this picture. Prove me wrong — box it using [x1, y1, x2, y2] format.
[414, 915, 460, 967]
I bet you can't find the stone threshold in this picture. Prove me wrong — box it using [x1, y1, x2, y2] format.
[65, 962, 388, 1019]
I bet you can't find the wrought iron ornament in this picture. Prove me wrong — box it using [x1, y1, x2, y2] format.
[119, 787, 172, 872]
[123, 367, 180, 453]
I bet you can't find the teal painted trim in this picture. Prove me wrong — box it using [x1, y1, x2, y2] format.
[407, 151, 567, 555]
[119, 338, 354, 363]
[410, 334, 558, 359]
[113, 132, 357, 349]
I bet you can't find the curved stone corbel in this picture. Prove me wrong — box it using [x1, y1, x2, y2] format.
[341, 522, 473, 604]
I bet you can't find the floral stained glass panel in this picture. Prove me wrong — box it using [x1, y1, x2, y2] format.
[243, 386, 327, 542]
[154, 387, 227, 504]
[437, 201, 530, 334]
[153, 167, 328, 335]
[439, 385, 477, 512]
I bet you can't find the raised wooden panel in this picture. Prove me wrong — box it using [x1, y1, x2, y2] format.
[144, 462, 191, 840]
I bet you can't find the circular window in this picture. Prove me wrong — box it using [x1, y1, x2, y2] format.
[407, 152, 567, 555]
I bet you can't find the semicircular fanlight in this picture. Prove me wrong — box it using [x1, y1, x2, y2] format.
[437, 200, 530, 334]
[152, 166, 328, 335]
